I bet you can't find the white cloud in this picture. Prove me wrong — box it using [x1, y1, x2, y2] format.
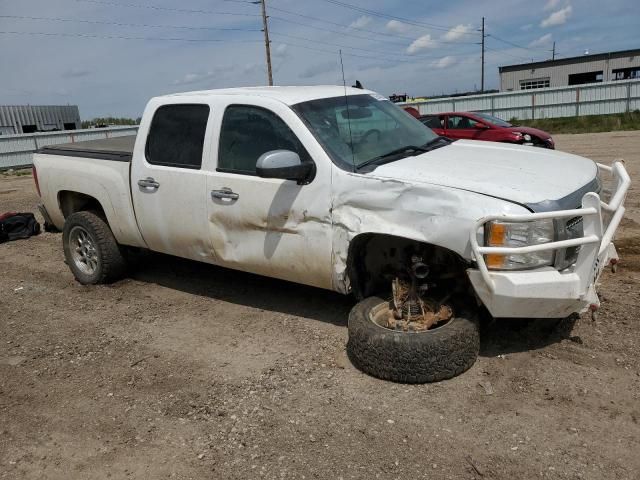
[443, 24, 473, 42]
[300, 61, 337, 79]
[349, 16, 372, 29]
[432, 56, 456, 69]
[62, 67, 91, 78]
[541, 5, 573, 27]
[274, 44, 288, 58]
[407, 34, 436, 54]
[173, 72, 215, 86]
[544, 0, 561, 10]
[520, 23, 533, 31]
[529, 33, 553, 47]
[386, 20, 410, 34]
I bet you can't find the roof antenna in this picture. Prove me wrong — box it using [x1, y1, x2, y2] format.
[339, 49, 356, 172]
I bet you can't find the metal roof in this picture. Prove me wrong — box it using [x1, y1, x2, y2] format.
[499, 48, 640, 73]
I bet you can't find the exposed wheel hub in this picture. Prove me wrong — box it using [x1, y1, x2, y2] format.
[383, 256, 453, 332]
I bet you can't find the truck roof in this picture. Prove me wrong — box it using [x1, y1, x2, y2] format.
[161, 85, 374, 106]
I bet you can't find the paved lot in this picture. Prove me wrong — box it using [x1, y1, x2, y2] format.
[1, 131, 639, 479]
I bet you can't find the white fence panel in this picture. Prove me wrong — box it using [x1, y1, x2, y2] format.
[402, 79, 640, 121]
[0, 126, 138, 169]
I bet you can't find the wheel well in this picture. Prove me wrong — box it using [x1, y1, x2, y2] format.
[58, 191, 106, 219]
[346, 233, 471, 299]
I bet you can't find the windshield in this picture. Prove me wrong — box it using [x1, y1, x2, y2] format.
[473, 112, 512, 127]
[293, 94, 438, 170]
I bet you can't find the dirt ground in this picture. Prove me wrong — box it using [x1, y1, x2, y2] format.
[1, 131, 639, 480]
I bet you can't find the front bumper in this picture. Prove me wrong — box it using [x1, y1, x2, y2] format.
[468, 161, 630, 318]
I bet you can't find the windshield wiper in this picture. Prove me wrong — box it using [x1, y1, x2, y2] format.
[423, 136, 452, 150]
[356, 145, 428, 171]
[356, 137, 452, 171]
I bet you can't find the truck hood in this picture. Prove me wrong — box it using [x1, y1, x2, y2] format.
[371, 140, 598, 208]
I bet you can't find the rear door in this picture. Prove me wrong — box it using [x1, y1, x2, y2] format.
[131, 102, 214, 261]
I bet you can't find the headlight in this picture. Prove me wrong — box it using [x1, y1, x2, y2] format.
[483, 219, 555, 270]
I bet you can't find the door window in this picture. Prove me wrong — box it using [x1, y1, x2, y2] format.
[447, 115, 479, 129]
[146, 104, 210, 169]
[420, 115, 444, 129]
[218, 105, 309, 175]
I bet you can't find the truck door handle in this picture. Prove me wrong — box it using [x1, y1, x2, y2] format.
[138, 177, 160, 189]
[211, 188, 239, 200]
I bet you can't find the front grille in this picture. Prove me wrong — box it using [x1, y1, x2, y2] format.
[555, 215, 583, 270]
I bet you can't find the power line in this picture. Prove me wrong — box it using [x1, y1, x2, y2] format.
[270, 7, 479, 44]
[487, 34, 551, 53]
[0, 30, 262, 43]
[73, 0, 261, 16]
[0, 14, 261, 32]
[270, 16, 412, 47]
[484, 46, 531, 62]
[270, 31, 477, 60]
[313, 0, 480, 34]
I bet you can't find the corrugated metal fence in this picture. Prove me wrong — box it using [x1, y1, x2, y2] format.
[0, 126, 139, 169]
[405, 79, 640, 120]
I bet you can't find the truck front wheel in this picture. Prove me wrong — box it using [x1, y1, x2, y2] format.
[347, 296, 480, 383]
[62, 211, 127, 284]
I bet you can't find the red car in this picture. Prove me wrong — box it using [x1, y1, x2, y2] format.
[417, 111, 555, 149]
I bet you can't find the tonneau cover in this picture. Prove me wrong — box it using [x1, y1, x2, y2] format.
[37, 135, 136, 162]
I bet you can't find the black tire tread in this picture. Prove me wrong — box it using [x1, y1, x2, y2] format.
[62, 211, 126, 284]
[347, 296, 480, 383]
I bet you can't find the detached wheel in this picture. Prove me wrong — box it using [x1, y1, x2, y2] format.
[62, 211, 126, 284]
[347, 296, 480, 383]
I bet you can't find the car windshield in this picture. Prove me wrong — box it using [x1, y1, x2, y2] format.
[293, 94, 438, 170]
[473, 112, 512, 127]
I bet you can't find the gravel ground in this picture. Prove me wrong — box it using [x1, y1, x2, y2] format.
[1, 131, 639, 479]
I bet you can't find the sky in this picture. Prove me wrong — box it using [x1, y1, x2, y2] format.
[1, 0, 638, 118]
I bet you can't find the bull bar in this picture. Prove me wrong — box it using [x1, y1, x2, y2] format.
[469, 161, 630, 301]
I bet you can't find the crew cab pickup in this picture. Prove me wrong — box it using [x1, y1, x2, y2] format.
[33, 86, 630, 383]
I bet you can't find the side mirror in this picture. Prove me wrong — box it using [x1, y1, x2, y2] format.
[474, 123, 489, 129]
[256, 150, 315, 185]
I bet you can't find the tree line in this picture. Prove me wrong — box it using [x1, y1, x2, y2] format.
[81, 117, 141, 129]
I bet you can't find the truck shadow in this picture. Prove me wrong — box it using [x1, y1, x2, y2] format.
[131, 252, 354, 327]
[479, 314, 581, 358]
[131, 252, 581, 351]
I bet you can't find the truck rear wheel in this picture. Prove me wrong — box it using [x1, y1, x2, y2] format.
[62, 211, 126, 284]
[347, 296, 480, 383]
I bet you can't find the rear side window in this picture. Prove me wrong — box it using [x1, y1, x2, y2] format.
[420, 115, 442, 128]
[146, 104, 209, 169]
[218, 105, 308, 175]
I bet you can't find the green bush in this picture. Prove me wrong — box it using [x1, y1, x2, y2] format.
[512, 111, 640, 134]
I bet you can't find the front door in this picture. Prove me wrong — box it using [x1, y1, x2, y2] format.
[446, 114, 485, 140]
[131, 102, 214, 261]
[204, 101, 333, 289]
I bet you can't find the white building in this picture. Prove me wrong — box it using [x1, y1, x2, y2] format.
[499, 48, 640, 91]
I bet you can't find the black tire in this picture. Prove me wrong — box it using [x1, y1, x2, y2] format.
[347, 296, 480, 383]
[62, 211, 127, 284]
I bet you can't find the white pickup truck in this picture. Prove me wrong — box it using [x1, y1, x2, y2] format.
[33, 86, 630, 383]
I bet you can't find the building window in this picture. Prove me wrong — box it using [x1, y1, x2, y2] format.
[568, 71, 603, 85]
[612, 67, 640, 80]
[519, 78, 550, 90]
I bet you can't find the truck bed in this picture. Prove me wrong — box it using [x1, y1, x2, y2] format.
[37, 135, 136, 162]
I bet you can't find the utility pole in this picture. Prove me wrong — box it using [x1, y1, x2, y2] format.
[552, 41, 556, 60]
[260, 0, 273, 86]
[480, 17, 485, 92]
